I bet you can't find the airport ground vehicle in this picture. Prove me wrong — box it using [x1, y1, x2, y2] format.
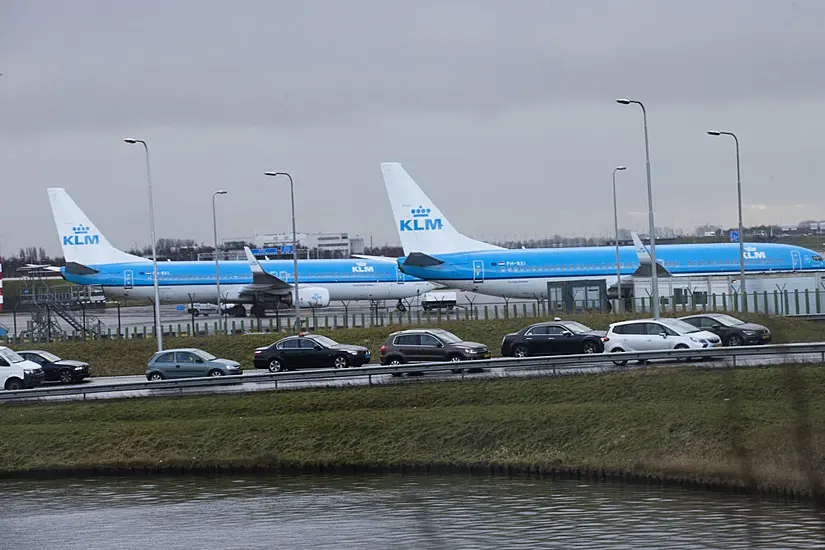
[18, 350, 91, 384]
[253, 333, 371, 372]
[146, 348, 242, 380]
[603, 318, 721, 365]
[0, 346, 46, 390]
[186, 303, 229, 317]
[421, 291, 457, 311]
[501, 320, 605, 357]
[679, 313, 771, 346]
[379, 328, 490, 374]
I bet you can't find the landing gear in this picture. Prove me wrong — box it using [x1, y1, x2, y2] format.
[229, 305, 247, 318]
[250, 304, 266, 318]
[396, 300, 407, 312]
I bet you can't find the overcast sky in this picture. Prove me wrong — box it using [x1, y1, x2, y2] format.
[2, 0, 825, 257]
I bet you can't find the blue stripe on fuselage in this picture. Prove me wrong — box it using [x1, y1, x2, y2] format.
[61, 258, 411, 286]
[399, 243, 825, 280]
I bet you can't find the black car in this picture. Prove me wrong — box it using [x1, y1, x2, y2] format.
[253, 333, 370, 372]
[679, 314, 771, 346]
[17, 350, 91, 384]
[501, 320, 606, 357]
[379, 328, 491, 373]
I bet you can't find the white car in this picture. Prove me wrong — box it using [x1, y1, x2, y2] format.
[603, 318, 721, 365]
[187, 303, 229, 317]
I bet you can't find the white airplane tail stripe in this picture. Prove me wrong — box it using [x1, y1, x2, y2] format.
[48, 188, 149, 266]
[380, 162, 503, 255]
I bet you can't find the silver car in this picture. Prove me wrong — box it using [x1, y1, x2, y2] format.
[146, 348, 242, 380]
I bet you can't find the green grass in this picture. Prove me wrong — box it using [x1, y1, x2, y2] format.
[2, 365, 825, 497]
[25, 312, 825, 377]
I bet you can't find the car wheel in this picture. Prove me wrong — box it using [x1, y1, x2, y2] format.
[192, 309, 200, 317]
[611, 349, 628, 366]
[513, 346, 528, 358]
[59, 369, 74, 384]
[268, 359, 283, 373]
[448, 355, 463, 362]
[148, 372, 164, 381]
[4, 378, 23, 391]
[728, 335, 743, 347]
[674, 344, 691, 362]
[582, 341, 598, 354]
[208, 369, 224, 377]
[334, 355, 349, 369]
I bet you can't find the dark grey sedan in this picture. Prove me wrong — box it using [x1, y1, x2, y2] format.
[146, 348, 242, 380]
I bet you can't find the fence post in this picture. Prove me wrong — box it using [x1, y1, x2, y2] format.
[804, 289, 811, 315]
[794, 289, 800, 315]
[817, 288, 822, 314]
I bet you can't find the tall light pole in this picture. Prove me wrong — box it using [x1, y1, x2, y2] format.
[125, 138, 163, 351]
[612, 166, 627, 313]
[708, 130, 746, 299]
[212, 190, 228, 329]
[617, 98, 659, 318]
[264, 171, 300, 332]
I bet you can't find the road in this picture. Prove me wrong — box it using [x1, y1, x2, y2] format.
[17, 350, 825, 403]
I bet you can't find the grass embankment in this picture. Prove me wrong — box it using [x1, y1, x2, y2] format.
[32, 312, 825, 377]
[2, 365, 824, 497]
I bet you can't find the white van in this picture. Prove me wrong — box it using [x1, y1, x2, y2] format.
[0, 346, 46, 391]
[421, 291, 458, 311]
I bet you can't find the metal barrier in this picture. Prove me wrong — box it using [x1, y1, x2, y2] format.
[2, 342, 825, 403]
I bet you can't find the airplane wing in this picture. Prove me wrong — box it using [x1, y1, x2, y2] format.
[630, 232, 672, 277]
[351, 254, 398, 264]
[240, 246, 293, 295]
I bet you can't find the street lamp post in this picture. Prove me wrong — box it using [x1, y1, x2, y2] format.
[264, 171, 300, 332]
[708, 130, 746, 300]
[616, 98, 660, 318]
[212, 190, 228, 331]
[612, 166, 627, 313]
[124, 138, 163, 351]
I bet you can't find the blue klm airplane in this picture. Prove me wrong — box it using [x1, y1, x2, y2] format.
[47, 188, 436, 316]
[373, 163, 825, 300]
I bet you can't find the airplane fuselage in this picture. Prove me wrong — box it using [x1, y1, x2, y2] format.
[63, 258, 436, 305]
[398, 242, 825, 299]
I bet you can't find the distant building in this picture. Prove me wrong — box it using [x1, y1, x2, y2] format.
[249, 232, 365, 256]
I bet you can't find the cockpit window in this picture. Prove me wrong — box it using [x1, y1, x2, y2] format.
[813, 255, 823, 262]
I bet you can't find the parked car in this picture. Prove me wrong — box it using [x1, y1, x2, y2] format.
[379, 328, 490, 373]
[679, 313, 771, 346]
[0, 346, 45, 390]
[17, 350, 91, 384]
[254, 333, 371, 372]
[603, 318, 721, 365]
[501, 320, 605, 357]
[146, 348, 242, 380]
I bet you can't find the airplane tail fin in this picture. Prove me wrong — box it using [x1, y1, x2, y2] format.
[381, 162, 504, 255]
[47, 188, 148, 266]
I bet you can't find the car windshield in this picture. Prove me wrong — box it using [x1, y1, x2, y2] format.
[658, 319, 701, 334]
[0, 348, 25, 364]
[38, 351, 62, 362]
[310, 335, 339, 348]
[710, 314, 744, 327]
[193, 350, 217, 361]
[561, 322, 592, 334]
[431, 330, 462, 343]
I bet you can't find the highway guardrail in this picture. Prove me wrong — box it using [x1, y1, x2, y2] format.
[2, 342, 825, 402]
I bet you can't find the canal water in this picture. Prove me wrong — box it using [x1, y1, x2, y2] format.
[0, 473, 822, 549]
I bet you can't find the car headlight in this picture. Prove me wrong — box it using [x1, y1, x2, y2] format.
[742, 330, 756, 335]
[74, 366, 84, 370]
[23, 368, 34, 375]
[689, 337, 698, 343]
[347, 350, 359, 355]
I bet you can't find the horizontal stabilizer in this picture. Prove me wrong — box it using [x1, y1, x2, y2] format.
[64, 262, 100, 275]
[403, 252, 444, 268]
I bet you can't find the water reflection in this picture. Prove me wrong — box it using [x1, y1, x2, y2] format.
[0, 474, 822, 549]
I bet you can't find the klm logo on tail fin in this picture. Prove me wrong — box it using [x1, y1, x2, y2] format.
[62, 224, 100, 246]
[400, 206, 443, 232]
